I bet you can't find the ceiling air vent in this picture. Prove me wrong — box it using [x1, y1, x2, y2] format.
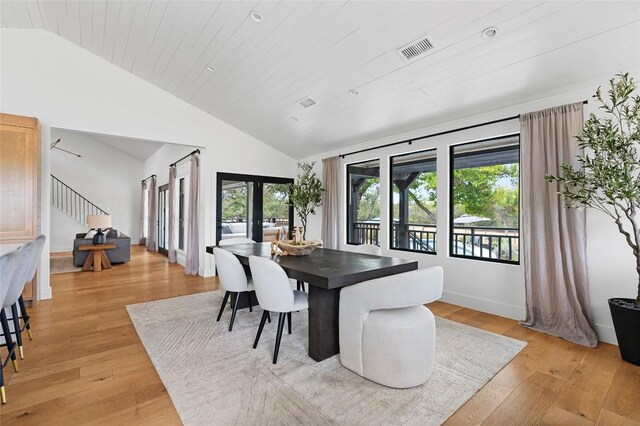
[397, 34, 435, 62]
[298, 97, 317, 108]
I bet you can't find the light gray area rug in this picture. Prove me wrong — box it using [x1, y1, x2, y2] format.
[50, 256, 81, 274]
[127, 291, 526, 426]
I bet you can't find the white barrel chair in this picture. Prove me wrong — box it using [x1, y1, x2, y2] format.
[339, 266, 443, 388]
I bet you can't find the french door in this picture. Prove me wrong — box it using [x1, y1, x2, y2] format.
[216, 173, 293, 245]
[158, 184, 169, 255]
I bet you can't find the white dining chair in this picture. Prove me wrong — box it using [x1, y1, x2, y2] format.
[249, 256, 308, 364]
[339, 267, 443, 388]
[218, 237, 255, 246]
[213, 247, 260, 331]
[354, 244, 381, 256]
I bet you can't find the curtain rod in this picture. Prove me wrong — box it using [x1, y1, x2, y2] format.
[170, 149, 200, 167]
[338, 100, 588, 159]
[141, 174, 156, 183]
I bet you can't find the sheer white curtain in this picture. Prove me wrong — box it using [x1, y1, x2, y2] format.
[185, 154, 199, 275]
[519, 102, 598, 347]
[168, 165, 177, 263]
[139, 181, 147, 245]
[147, 176, 158, 252]
[321, 156, 340, 249]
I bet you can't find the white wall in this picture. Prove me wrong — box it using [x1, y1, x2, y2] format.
[49, 129, 144, 252]
[1, 29, 297, 298]
[302, 76, 640, 345]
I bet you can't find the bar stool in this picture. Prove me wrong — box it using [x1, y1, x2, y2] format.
[15, 235, 45, 345]
[3, 238, 39, 361]
[0, 249, 21, 404]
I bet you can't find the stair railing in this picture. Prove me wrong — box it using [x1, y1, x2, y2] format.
[50, 174, 108, 226]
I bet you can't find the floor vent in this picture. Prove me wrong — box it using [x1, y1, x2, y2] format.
[397, 35, 435, 62]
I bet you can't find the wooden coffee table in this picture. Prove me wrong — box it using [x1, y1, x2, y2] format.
[79, 244, 116, 272]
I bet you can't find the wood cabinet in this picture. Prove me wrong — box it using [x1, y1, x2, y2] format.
[0, 113, 40, 242]
[1, 113, 41, 304]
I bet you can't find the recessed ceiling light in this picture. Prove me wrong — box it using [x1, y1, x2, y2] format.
[206, 65, 216, 72]
[290, 116, 298, 122]
[349, 89, 359, 96]
[481, 27, 498, 39]
[250, 11, 262, 23]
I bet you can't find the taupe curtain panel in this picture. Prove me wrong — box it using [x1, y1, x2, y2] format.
[185, 154, 200, 275]
[519, 102, 598, 347]
[167, 165, 177, 263]
[147, 176, 158, 252]
[321, 156, 340, 249]
[139, 181, 147, 245]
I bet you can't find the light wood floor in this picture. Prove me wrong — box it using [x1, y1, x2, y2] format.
[1, 246, 638, 425]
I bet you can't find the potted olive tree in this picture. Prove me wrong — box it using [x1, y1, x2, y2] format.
[547, 73, 639, 365]
[291, 162, 323, 241]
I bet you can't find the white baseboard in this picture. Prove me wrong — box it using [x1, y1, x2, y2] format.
[202, 266, 215, 278]
[39, 285, 52, 300]
[51, 246, 72, 253]
[442, 291, 619, 346]
[594, 323, 617, 345]
[441, 290, 525, 321]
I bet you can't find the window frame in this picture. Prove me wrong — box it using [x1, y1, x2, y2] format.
[448, 133, 521, 265]
[215, 172, 294, 245]
[388, 148, 438, 256]
[345, 159, 381, 246]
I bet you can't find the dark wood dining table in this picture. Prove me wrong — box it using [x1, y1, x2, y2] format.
[206, 242, 418, 362]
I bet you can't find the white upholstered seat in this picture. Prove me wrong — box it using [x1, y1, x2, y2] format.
[339, 266, 443, 388]
[0, 249, 21, 403]
[213, 247, 258, 331]
[248, 256, 308, 364]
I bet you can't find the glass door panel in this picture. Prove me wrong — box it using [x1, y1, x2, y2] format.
[263, 183, 291, 241]
[158, 184, 169, 255]
[216, 173, 294, 245]
[220, 180, 251, 241]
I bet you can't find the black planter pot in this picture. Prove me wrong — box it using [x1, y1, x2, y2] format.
[609, 298, 640, 366]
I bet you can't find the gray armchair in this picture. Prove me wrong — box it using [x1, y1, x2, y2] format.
[73, 231, 131, 266]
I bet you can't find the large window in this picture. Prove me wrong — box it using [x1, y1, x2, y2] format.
[390, 149, 437, 253]
[450, 134, 520, 263]
[347, 159, 380, 245]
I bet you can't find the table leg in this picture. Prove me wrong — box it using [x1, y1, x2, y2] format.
[308, 285, 340, 362]
[82, 253, 94, 271]
[93, 251, 102, 272]
[101, 251, 112, 269]
[230, 291, 258, 310]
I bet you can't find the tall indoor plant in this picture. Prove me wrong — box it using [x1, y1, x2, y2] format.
[291, 162, 323, 240]
[546, 73, 640, 364]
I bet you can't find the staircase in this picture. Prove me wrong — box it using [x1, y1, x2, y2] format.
[51, 174, 108, 226]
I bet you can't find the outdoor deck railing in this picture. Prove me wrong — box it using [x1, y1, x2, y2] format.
[351, 222, 519, 262]
[452, 226, 519, 262]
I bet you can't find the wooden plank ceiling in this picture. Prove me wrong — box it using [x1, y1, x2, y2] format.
[2, 1, 639, 158]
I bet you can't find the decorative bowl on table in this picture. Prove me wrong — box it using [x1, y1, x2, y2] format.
[272, 240, 322, 256]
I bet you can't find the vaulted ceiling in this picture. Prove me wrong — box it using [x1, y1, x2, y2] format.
[2, 1, 639, 158]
